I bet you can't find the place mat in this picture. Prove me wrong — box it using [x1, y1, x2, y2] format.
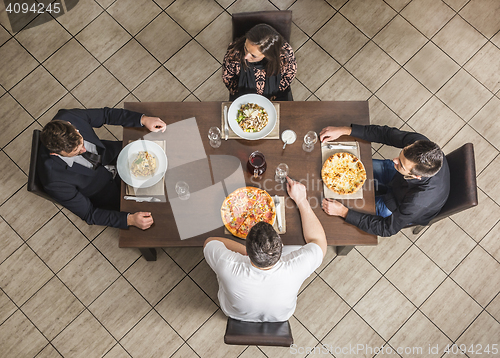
[321, 141, 364, 200]
[224, 195, 286, 236]
[221, 101, 280, 139]
[125, 140, 166, 197]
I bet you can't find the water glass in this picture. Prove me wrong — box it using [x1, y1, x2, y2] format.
[208, 127, 221, 148]
[175, 181, 190, 200]
[275, 163, 289, 183]
[302, 131, 318, 152]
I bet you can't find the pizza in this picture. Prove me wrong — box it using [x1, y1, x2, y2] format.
[321, 152, 366, 195]
[221, 187, 276, 239]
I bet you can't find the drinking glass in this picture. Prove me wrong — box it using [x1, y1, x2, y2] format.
[302, 131, 318, 152]
[275, 163, 289, 183]
[208, 127, 221, 148]
[175, 181, 190, 200]
[247, 151, 267, 178]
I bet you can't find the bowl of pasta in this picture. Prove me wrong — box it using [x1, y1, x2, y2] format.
[228, 94, 277, 140]
[117, 140, 168, 188]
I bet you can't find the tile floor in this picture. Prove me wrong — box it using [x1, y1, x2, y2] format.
[0, 0, 499, 357]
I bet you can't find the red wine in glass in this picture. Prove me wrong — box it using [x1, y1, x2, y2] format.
[247, 151, 267, 178]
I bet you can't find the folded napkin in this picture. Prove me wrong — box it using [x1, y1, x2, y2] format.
[221, 101, 280, 139]
[321, 141, 364, 200]
[125, 140, 166, 197]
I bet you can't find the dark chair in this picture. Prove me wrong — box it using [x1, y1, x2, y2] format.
[231, 10, 294, 101]
[409, 143, 478, 234]
[224, 317, 293, 347]
[28, 129, 56, 203]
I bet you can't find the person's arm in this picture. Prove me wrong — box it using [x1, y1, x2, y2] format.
[278, 42, 297, 92]
[319, 126, 352, 143]
[140, 115, 166, 132]
[350, 124, 428, 148]
[222, 46, 241, 95]
[286, 177, 327, 257]
[204, 237, 247, 255]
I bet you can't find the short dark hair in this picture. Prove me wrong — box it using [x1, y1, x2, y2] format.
[403, 140, 443, 177]
[40, 120, 81, 154]
[246, 222, 282, 268]
[228, 23, 284, 76]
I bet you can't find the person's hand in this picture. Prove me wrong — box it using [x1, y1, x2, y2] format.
[141, 116, 166, 133]
[319, 126, 351, 143]
[321, 198, 348, 218]
[127, 212, 154, 230]
[286, 177, 307, 206]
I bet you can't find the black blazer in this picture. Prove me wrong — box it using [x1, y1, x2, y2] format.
[38, 108, 143, 229]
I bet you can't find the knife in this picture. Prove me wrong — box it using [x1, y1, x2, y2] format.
[223, 105, 229, 140]
[124, 196, 161, 202]
[323, 142, 357, 150]
[274, 195, 283, 232]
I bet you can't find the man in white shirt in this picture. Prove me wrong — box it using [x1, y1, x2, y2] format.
[204, 177, 327, 322]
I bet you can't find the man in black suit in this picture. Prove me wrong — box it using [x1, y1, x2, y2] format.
[39, 107, 166, 230]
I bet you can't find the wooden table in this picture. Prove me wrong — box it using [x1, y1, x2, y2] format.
[120, 101, 376, 260]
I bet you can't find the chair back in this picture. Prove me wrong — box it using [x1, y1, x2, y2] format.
[28, 129, 55, 203]
[430, 143, 478, 223]
[232, 10, 292, 42]
[224, 317, 293, 347]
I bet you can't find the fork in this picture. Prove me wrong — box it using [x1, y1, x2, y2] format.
[274, 195, 283, 231]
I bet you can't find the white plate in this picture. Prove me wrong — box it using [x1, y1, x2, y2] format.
[117, 140, 167, 188]
[228, 94, 277, 140]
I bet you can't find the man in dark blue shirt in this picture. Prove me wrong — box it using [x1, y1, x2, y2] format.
[320, 124, 450, 237]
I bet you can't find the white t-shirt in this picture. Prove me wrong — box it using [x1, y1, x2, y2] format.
[204, 241, 323, 322]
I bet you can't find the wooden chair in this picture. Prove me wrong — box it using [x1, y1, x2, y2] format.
[409, 143, 478, 234]
[27, 129, 56, 203]
[224, 317, 293, 347]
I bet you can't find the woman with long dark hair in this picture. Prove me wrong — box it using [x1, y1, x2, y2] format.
[222, 23, 297, 101]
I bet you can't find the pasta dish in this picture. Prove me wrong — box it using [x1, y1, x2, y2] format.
[130, 151, 157, 177]
[236, 103, 269, 132]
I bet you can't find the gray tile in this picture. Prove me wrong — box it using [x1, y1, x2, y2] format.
[325, 0, 350, 10]
[166, 0, 223, 36]
[320, 249, 381, 306]
[486, 291, 500, 322]
[227, 0, 277, 14]
[21, 276, 84, 340]
[123, 249, 185, 306]
[44, 39, 100, 90]
[0, 216, 23, 267]
[156, 277, 217, 340]
[62, 208, 106, 241]
[480, 222, 500, 263]
[35, 344, 63, 358]
[400, 0, 455, 38]
[103, 344, 132, 358]
[4, 121, 42, 174]
[136, 12, 191, 63]
[10, 66, 67, 119]
[189, 259, 219, 305]
[196, 12, 232, 63]
[294, 277, 350, 340]
[313, 13, 368, 66]
[465, 42, 500, 93]
[92, 227, 140, 272]
[52, 310, 115, 358]
[0, 244, 53, 306]
[0, 290, 16, 325]
[456, 311, 500, 358]
[37, 93, 83, 127]
[376, 69, 432, 121]
[120, 310, 183, 358]
[163, 247, 205, 273]
[416, 218, 476, 274]
[405, 42, 460, 93]
[0, 151, 26, 204]
[104, 39, 160, 91]
[420, 278, 482, 341]
[373, 15, 427, 65]
[386, 245, 447, 306]
[290, 22, 309, 51]
[107, 0, 161, 35]
[315, 68, 371, 101]
[459, 0, 500, 38]
[340, 0, 396, 38]
[289, 0, 336, 36]
[290, 79, 314, 101]
[193, 68, 229, 102]
[357, 232, 411, 274]
[443, 0, 469, 11]
[354, 278, 415, 340]
[57, 245, 119, 306]
[72, 66, 129, 108]
[55, 0, 103, 35]
[165, 40, 220, 91]
[368, 96, 405, 132]
[0, 185, 59, 240]
[133, 67, 190, 102]
[0, 38, 38, 89]
[0, 310, 48, 358]
[433, 15, 487, 65]
[88, 277, 150, 339]
[295, 40, 340, 93]
[384, 0, 411, 12]
[270, 0, 296, 10]
[0, 24, 11, 45]
[436, 69, 492, 122]
[76, 12, 131, 62]
[469, 96, 500, 150]
[477, 155, 500, 205]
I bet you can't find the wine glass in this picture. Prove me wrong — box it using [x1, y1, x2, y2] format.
[302, 131, 318, 152]
[175, 181, 190, 200]
[208, 127, 221, 148]
[275, 163, 289, 183]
